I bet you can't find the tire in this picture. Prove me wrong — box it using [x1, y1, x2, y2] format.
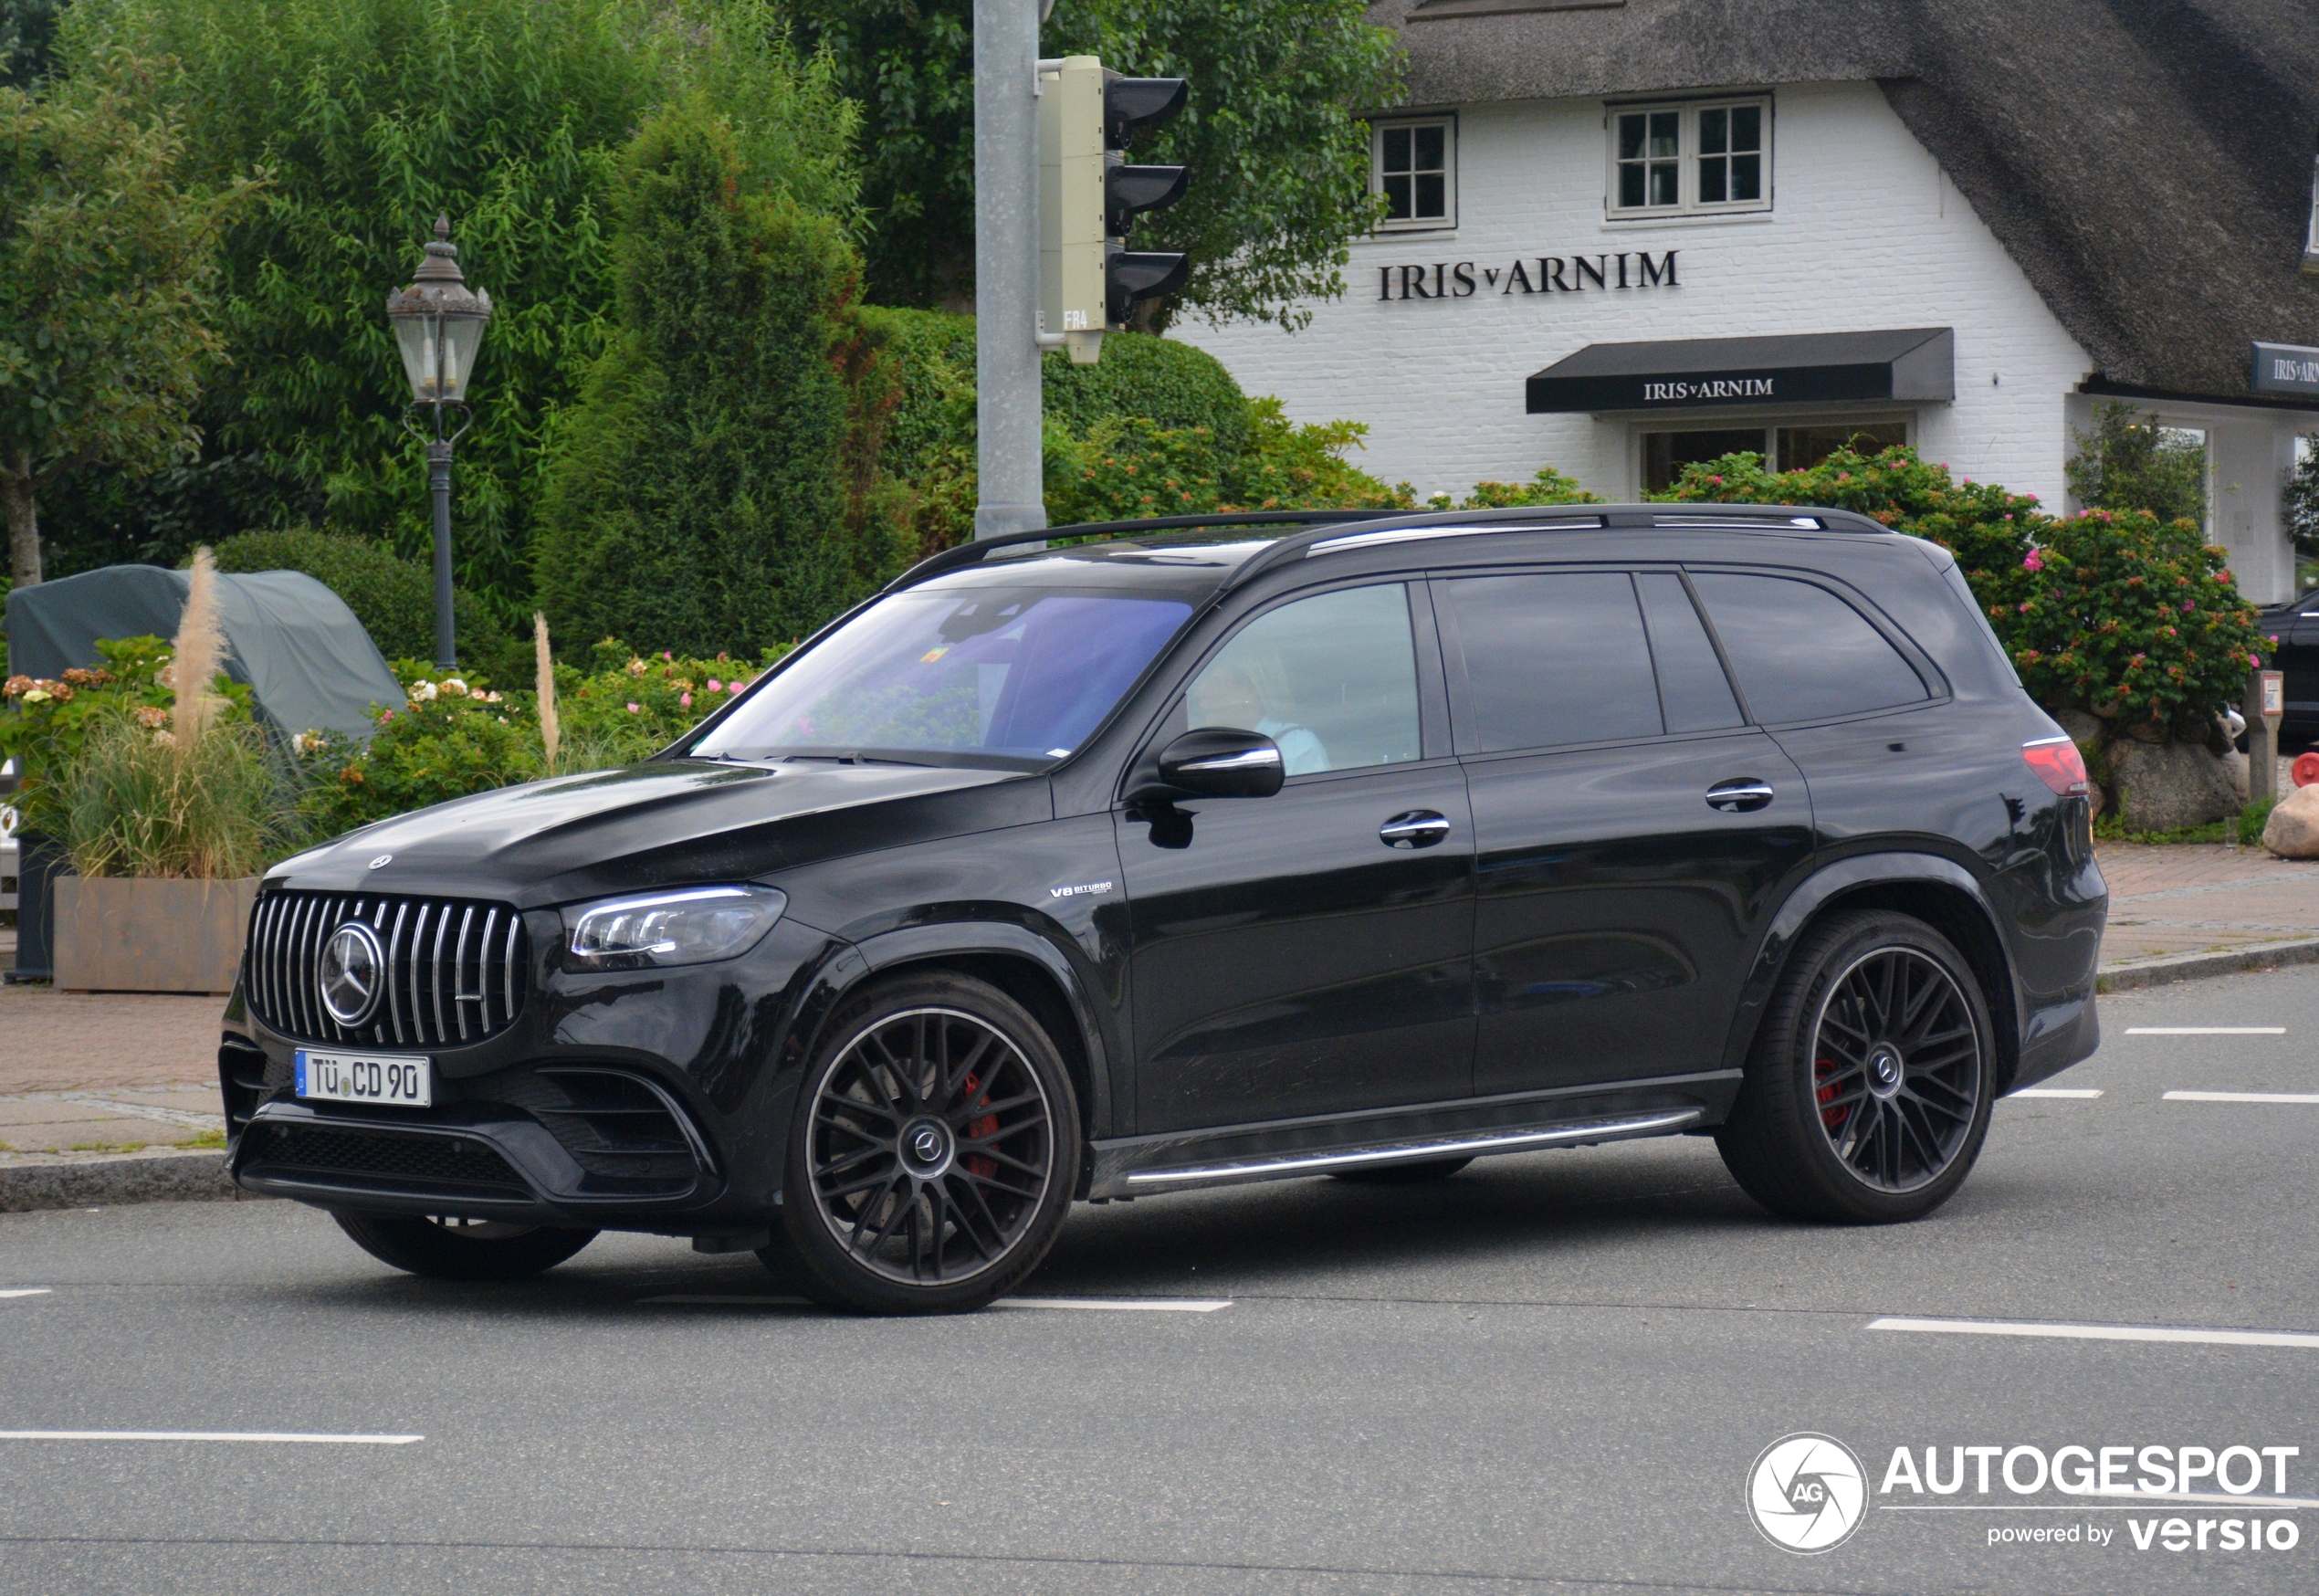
[781, 971, 1083, 1314]
[1715, 910, 1996, 1223]
[1329, 1156, 1474, 1185]
[334, 1212, 599, 1280]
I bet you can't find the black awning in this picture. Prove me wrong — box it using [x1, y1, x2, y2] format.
[1526, 328, 1955, 414]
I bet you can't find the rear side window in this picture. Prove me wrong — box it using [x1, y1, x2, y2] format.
[1635, 573, 1745, 734]
[1689, 572, 1927, 723]
[1437, 572, 1662, 752]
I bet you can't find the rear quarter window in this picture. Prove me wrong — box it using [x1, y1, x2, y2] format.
[1688, 572, 1928, 724]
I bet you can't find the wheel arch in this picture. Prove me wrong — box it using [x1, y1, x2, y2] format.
[1723, 854, 2021, 1097]
[821, 923, 1116, 1180]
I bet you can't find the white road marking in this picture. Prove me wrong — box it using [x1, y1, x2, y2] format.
[640, 1293, 1233, 1314]
[2009, 1088, 2102, 1099]
[995, 1297, 1232, 1314]
[0, 1431, 422, 1444]
[0, 1290, 51, 1299]
[2125, 1026, 2285, 1035]
[2166, 1090, 2319, 1104]
[1870, 1316, 2319, 1349]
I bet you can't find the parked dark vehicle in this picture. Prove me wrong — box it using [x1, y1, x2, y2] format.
[2259, 593, 2319, 751]
[222, 504, 2106, 1312]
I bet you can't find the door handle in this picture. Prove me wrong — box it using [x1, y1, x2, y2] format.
[1380, 811, 1452, 849]
[1705, 779, 1776, 813]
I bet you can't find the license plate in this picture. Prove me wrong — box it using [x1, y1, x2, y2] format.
[295, 1049, 433, 1108]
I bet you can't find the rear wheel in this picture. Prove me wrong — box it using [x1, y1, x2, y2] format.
[333, 1213, 599, 1280]
[1329, 1156, 1474, 1185]
[781, 971, 1082, 1314]
[1716, 910, 1995, 1223]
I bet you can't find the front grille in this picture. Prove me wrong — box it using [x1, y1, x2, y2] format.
[246, 1122, 527, 1192]
[246, 890, 529, 1048]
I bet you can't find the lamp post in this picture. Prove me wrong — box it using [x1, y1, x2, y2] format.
[385, 213, 493, 669]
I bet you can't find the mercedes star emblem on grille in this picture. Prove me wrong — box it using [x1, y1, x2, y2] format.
[320, 920, 387, 1027]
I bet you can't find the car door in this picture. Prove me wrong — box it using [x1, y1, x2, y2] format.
[1117, 580, 1477, 1134]
[1439, 568, 1814, 1098]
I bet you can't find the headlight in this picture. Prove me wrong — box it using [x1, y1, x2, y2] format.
[562, 886, 788, 971]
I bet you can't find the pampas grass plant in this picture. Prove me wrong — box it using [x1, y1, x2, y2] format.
[535, 611, 561, 772]
[60, 547, 302, 877]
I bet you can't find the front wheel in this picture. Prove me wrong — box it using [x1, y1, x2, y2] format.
[781, 971, 1083, 1314]
[1716, 910, 1996, 1223]
[334, 1213, 599, 1279]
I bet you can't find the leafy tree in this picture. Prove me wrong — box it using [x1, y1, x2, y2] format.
[1, 0, 66, 89]
[792, 0, 1401, 328]
[0, 53, 249, 586]
[49, 0, 858, 614]
[2065, 400, 2209, 531]
[530, 99, 886, 656]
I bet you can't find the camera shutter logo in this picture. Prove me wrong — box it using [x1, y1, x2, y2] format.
[1747, 1433, 1868, 1553]
[320, 920, 387, 1027]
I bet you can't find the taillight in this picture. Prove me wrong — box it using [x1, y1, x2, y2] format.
[2022, 737, 2089, 796]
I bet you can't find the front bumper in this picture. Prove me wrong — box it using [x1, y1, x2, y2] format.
[221, 915, 845, 1229]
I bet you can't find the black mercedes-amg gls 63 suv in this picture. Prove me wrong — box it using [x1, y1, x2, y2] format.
[222, 503, 2106, 1312]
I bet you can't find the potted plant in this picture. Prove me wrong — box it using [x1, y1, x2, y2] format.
[37, 553, 292, 992]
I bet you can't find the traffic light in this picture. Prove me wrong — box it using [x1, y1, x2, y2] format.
[1039, 57, 1189, 363]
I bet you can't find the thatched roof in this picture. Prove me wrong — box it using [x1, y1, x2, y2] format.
[1376, 0, 2319, 404]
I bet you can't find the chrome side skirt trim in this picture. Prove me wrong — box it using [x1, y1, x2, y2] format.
[1121, 1108, 1702, 1187]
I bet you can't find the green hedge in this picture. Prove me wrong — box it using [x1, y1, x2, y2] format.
[866, 307, 1252, 469]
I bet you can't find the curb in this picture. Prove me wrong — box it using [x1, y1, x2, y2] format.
[2096, 936, 2319, 993]
[0, 1148, 252, 1213]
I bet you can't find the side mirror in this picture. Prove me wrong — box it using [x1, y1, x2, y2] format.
[1153, 728, 1285, 800]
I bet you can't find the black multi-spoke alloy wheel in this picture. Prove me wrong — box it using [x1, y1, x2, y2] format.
[333, 1213, 599, 1280]
[1330, 1156, 1474, 1185]
[781, 971, 1082, 1314]
[1716, 910, 1995, 1223]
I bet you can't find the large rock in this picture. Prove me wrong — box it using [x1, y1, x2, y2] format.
[2107, 738, 2241, 833]
[2262, 783, 2319, 859]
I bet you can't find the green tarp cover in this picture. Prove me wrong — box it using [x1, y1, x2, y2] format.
[5, 564, 406, 741]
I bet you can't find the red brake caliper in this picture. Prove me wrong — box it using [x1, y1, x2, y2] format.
[961, 1072, 998, 1179]
[1814, 1056, 1849, 1131]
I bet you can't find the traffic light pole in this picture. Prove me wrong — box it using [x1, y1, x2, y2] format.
[973, 0, 1048, 541]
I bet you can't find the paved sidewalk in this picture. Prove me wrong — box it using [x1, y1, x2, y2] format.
[2, 924, 227, 1162]
[2095, 842, 2319, 963]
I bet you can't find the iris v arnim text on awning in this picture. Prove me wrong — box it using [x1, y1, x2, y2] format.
[1527, 327, 1956, 415]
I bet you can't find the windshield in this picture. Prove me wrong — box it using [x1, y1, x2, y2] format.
[691, 584, 1194, 765]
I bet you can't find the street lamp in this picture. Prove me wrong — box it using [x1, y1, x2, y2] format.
[385, 213, 492, 669]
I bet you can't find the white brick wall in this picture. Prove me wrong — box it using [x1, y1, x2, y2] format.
[1181, 81, 2098, 505]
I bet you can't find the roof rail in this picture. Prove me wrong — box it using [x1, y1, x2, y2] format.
[883, 509, 1406, 593]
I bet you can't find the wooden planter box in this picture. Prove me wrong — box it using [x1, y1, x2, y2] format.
[53, 876, 260, 995]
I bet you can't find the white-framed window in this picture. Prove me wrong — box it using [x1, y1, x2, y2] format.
[1608, 98, 1771, 217]
[1372, 117, 1456, 230]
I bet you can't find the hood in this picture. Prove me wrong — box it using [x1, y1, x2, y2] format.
[270, 759, 1046, 908]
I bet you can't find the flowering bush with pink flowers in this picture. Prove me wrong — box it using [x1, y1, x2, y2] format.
[1653, 445, 2261, 735]
[297, 639, 789, 837]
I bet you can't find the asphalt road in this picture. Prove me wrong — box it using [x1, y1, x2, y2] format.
[5, 967, 2318, 1595]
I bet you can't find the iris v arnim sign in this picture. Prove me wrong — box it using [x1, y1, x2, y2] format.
[1379, 249, 1679, 300]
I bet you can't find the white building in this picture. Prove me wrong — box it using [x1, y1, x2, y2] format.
[1179, 0, 2319, 603]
